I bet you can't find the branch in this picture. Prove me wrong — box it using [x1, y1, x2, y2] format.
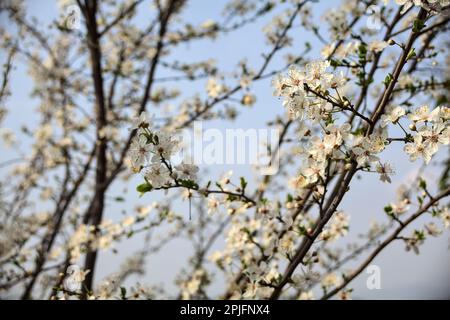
[321, 186, 450, 300]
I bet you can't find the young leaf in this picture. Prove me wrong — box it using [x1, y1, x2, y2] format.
[137, 182, 152, 194]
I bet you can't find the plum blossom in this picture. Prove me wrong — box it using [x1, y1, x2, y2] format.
[408, 105, 431, 123]
[129, 133, 152, 170]
[206, 78, 225, 98]
[131, 111, 152, 130]
[425, 222, 442, 237]
[404, 122, 449, 164]
[144, 164, 171, 188]
[376, 162, 395, 183]
[174, 163, 199, 181]
[368, 40, 388, 53]
[298, 290, 314, 300]
[380, 106, 405, 127]
[272, 60, 347, 121]
[151, 132, 180, 163]
[440, 207, 449, 228]
[352, 137, 381, 167]
[390, 199, 410, 216]
[320, 211, 350, 242]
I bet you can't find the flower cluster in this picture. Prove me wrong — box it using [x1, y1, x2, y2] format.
[272, 60, 346, 121]
[387, 0, 450, 14]
[404, 106, 449, 164]
[351, 131, 388, 167]
[319, 211, 350, 242]
[129, 112, 199, 189]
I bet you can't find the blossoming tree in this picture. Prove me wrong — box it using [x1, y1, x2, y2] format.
[0, 0, 449, 300]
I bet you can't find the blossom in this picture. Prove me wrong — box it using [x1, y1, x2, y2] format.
[292, 268, 321, 288]
[298, 290, 314, 300]
[304, 60, 333, 89]
[0, 128, 16, 148]
[339, 289, 352, 300]
[322, 273, 340, 288]
[136, 205, 152, 219]
[390, 199, 410, 216]
[34, 124, 53, 143]
[425, 222, 441, 237]
[386, 0, 450, 14]
[239, 75, 252, 89]
[408, 105, 431, 123]
[273, 60, 346, 121]
[151, 132, 179, 163]
[174, 163, 199, 181]
[404, 135, 431, 164]
[430, 106, 450, 122]
[201, 19, 217, 30]
[206, 78, 225, 98]
[416, 122, 449, 155]
[320, 211, 350, 242]
[289, 174, 309, 190]
[352, 138, 380, 167]
[121, 216, 135, 228]
[380, 106, 405, 127]
[129, 133, 152, 170]
[404, 121, 449, 164]
[207, 196, 219, 215]
[376, 162, 395, 183]
[303, 159, 326, 184]
[242, 281, 259, 299]
[440, 207, 449, 228]
[368, 40, 388, 53]
[144, 164, 171, 188]
[241, 94, 256, 106]
[131, 111, 152, 130]
[404, 231, 424, 255]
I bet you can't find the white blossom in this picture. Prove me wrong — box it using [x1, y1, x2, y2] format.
[380, 106, 405, 127]
[174, 163, 199, 181]
[144, 164, 171, 188]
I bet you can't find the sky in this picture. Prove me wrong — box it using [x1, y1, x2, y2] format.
[0, 0, 449, 299]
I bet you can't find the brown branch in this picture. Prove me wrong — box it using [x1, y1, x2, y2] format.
[321, 186, 450, 300]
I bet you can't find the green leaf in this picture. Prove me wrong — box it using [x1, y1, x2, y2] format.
[384, 205, 393, 214]
[120, 287, 127, 300]
[414, 230, 426, 240]
[298, 225, 308, 236]
[419, 179, 427, 190]
[136, 182, 152, 194]
[240, 177, 247, 191]
[286, 193, 294, 203]
[153, 134, 159, 145]
[383, 73, 393, 87]
[330, 59, 340, 68]
[417, 195, 424, 206]
[406, 48, 416, 61]
[412, 19, 425, 33]
[179, 179, 199, 189]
